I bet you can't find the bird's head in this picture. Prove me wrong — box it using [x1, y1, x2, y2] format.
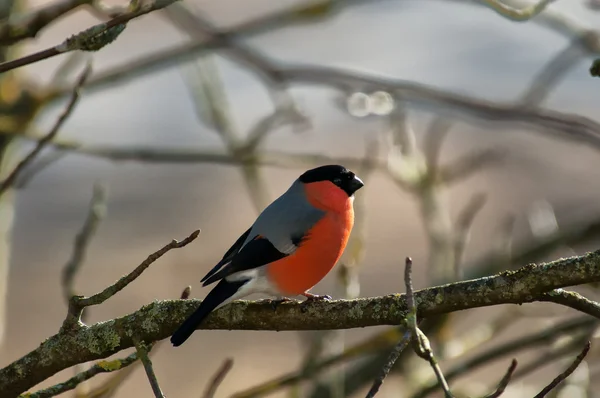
[298, 165, 364, 211]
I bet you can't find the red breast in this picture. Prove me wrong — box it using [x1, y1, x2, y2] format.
[266, 181, 355, 295]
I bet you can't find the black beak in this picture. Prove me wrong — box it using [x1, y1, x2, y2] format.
[349, 175, 364, 194]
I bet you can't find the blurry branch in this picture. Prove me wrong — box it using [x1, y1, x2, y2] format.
[62, 229, 200, 328]
[0, 0, 91, 45]
[4, 249, 600, 396]
[0, 63, 90, 196]
[520, 39, 585, 106]
[50, 0, 370, 96]
[62, 184, 107, 301]
[134, 340, 165, 398]
[203, 359, 234, 398]
[365, 331, 411, 398]
[162, 3, 287, 87]
[35, 9, 600, 153]
[232, 327, 407, 398]
[403, 257, 517, 398]
[479, 0, 556, 21]
[533, 341, 591, 398]
[13, 151, 67, 189]
[365, 258, 415, 398]
[0, 0, 173, 74]
[411, 316, 596, 398]
[62, 183, 107, 397]
[453, 193, 487, 280]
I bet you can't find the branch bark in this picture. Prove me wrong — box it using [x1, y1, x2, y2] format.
[4, 249, 600, 397]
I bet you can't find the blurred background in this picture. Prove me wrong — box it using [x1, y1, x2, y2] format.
[2, 0, 600, 397]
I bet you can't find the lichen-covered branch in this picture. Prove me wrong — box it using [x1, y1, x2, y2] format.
[2, 250, 600, 396]
[22, 351, 140, 398]
[0, 0, 179, 74]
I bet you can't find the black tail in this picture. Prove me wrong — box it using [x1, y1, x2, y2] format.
[170, 279, 247, 347]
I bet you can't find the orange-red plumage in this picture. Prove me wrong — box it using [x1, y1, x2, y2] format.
[267, 180, 354, 295]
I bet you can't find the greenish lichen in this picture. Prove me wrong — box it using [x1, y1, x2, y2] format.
[97, 359, 122, 371]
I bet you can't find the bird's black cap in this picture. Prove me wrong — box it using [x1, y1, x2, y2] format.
[299, 164, 364, 196]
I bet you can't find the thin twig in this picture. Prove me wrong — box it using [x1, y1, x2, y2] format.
[62, 184, 107, 301]
[483, 359, 518, 398]
[453, 193, 487, 280]
[540, 289, 600, 319]
[23, 351, 140, 398]
[62, 229, 199, 329]
[77, 229, 199, 307]
[202, 358, 234, 398]
[134, 340, 165, 398]
[232, 327, 408, 398]
[532, 341, 591, 398]
[404, 257, 453, 397]
[364, 330, 411, 398]
[0, 0, 178, 74]
[411, 317, 595, 398]
[0, 63, 91, 196]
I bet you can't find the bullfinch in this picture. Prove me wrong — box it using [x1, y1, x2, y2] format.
[170, 164, 364, 347]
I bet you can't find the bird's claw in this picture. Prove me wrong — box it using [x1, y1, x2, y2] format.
[300, 293, 332, 312]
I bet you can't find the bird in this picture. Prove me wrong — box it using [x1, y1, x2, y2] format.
[170, 164, 364, 347]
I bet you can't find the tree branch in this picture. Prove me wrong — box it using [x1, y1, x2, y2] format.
[0, 0, 92, 45]
[0, 0, 177, 74]
[63, 229, 200, 328]
[0, 63, 91, 196]
[479, 0, 556, 22]
[134, 340, 164, 398]
[532, 341, 591, 398]
[3, 249, 600, 396]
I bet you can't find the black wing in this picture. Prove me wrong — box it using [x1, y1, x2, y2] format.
[201, 235, 289, 286]
[200, 227, 252, 284]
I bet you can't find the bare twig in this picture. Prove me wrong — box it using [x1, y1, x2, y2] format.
[364, 258, 416, 398]
[404, 257, 453, 397]
[364, 331, 411, 398]
[533, 341, 591, 398]
[364, 261, 415, 398]
[540, 288, 600, 319]
[78, 229, 199, 307]
[62, 184, 107, 301]
[63, 229, 200, 327]
[483, 359, 518, 398]
[134, 340, 165, 398]
[453, 193, 487, 280]
[0, 63, 91, 196]
[202, 358, 234, 398]
[13, 151, 68, 189]
[411, 317, 595, 398]
[233, 326, 408, 398]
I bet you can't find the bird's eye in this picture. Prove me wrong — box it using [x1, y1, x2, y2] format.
[333, 178, 342, 185]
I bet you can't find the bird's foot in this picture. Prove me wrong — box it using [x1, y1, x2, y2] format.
[270, 297, 292, 311]
[300, 292, 332, 312]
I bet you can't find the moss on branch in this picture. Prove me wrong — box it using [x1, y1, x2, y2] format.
[3, 249, 600, 397]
